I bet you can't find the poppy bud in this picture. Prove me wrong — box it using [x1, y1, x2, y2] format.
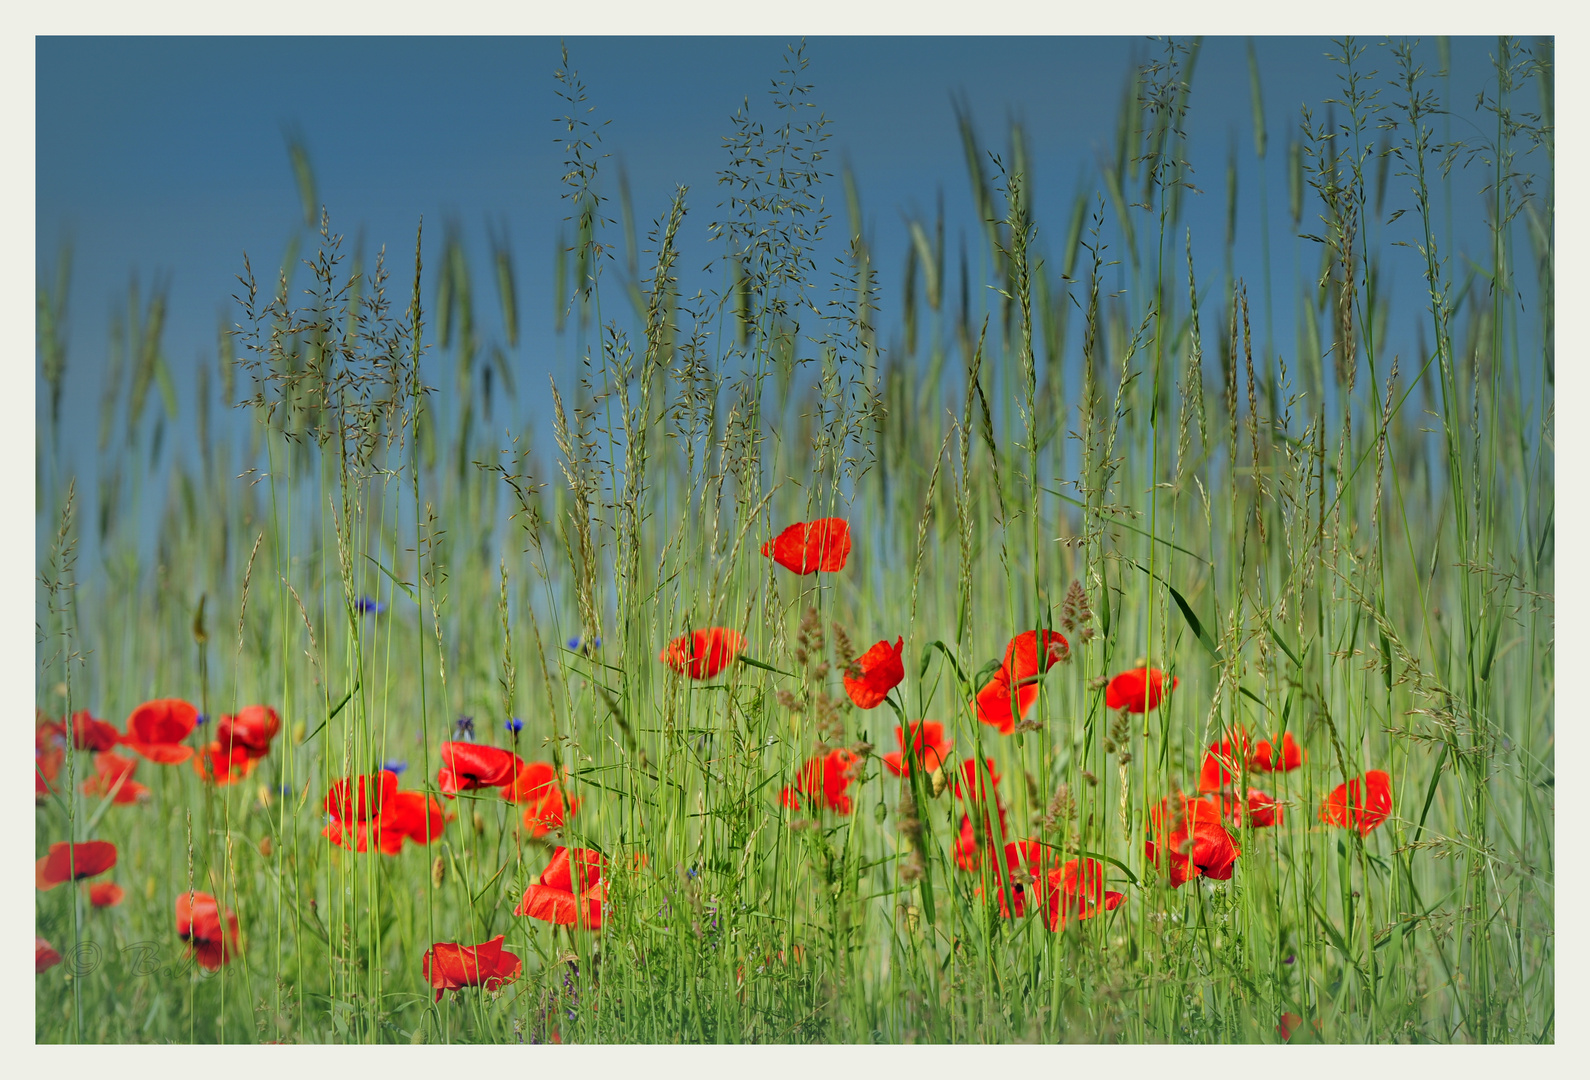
[874, 802, 887, 824]
[258, 836, 273, 858]
[432, 856, 446, 889]
[473, 811, 487, 836]
[930, 768, 949, 798]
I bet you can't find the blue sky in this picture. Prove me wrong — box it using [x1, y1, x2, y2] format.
[36, 36, 1546, 518]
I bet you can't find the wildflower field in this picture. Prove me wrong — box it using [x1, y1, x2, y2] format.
[34, 37, 1554, 1044]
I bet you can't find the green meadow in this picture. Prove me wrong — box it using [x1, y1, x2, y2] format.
[35, 38, 1553, 1043]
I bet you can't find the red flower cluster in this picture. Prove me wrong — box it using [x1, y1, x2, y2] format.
[780, 749, 860, 814]
[980, 843, 1125, 932]
[515, 846, 607, 929]
[1320, 770, 1392, 836]
[1194, 727, 1299, 830]
[323, 770, 445, 855]
[660, 627, 747, 679]
[1145, 795, 1241, 887]
[423, 935, 523, 1001]
[38, 698, 286, 797]
[36, 841, 118, 890]
[1104, 667, 1178, 713]
[503, 760, 580, 836]
[975, 630, 1069, 734]
[762, 518, 852, 574]
[175, 890, 239, 971]
[1197, 728, 1304, 791]
[843, 637, 904, 710]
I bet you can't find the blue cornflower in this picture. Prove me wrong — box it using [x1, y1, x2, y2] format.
[505, 717, 524, 735]
[566, 636, 602, 654]
[355, 597, 387, 616]
[195, 713, 211, 726]
[382, 760, 408, 775]
[454, 716, 475, 741]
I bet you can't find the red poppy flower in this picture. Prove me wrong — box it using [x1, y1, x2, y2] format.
[175, 890, 239, 971]
[36, 722, 65, 800]
[990, 839, 1050, 919]
[423, 934, 523, 1002]
[514, 846, 606, 929]
[1145, 796, 1241, 887]
[1044, 857, 1126, 931]
[36, 841, 118, 890]
[437, 741, 521, 798]
[81, 751, 149, 805]
[326, 770, 396, 823]
[373, 790, 447, 854]
[842, 637, 905, 709]
[952, 802, 1011, 872]
[1319, 769, 1392, 836]
[780, 749, 860, 815]
[1251, 731, 1305, 772]
[951, 757, 1002, 802]
[122, 698, 198, 764]
[323, 771, 399, 852]
[36, 936, 62, 974]
[36, 712, 67, 752]
[68, 710, 122, 752]
[1197, 730, 1252, 792]
[214, 705, 281, 760]
[1277, 1012, 1321, 1041]
[952, 814, 983, 872]
[88, 881, 125, 908]
[761, 517, 852, 574]
[192, 741, 256, 786]
[881, 721, 951, 777]
[1241, 789, 1283, 828]
[502, 761, 578, 837]
[1104, 667, 1178, 713]
[660, 627, 748, 679]
[974, 630, 1069, 733]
